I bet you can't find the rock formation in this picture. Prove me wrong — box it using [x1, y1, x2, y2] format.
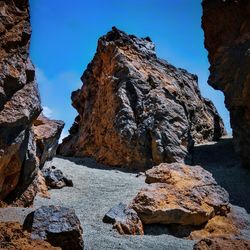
[0, 0, 64, 205]
[59, 27, 225, 168]
[202, 0, 250, 167]
[0, 0, 41, 200]
[33, 114, 64, 167]
[131, 163, 229, 225]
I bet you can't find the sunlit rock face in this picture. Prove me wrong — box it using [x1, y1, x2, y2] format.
[202, 0, 250, 167]
[0, 0, 41, 200]
[59, 27, 225, 168]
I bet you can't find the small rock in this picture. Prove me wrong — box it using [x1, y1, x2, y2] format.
[42, 166, 73, 189]
[23, 205, 83, 250]
[103, 202, 144, 235]
[131, 163, 229, 226]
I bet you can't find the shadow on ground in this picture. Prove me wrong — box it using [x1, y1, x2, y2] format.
[193, 137, 250, 213]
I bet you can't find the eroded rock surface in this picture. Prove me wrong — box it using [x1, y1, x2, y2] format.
[23, 205, 84, 250]
[0, 0, 41, 200]
[131, 163, 229, 225]
[103, 202, 144, 235]
[193, 238, 250, 250]
[202, 0, 250, 167]
[33, 114, 64, 167]
[59, 27, 225, 168]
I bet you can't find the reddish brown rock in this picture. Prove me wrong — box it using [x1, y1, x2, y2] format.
[193, 238, 250, 250]
[0, 222, 60, 250]
[59, 27, 225, 168]
[202, 0, 250, 167]
[33, 114, 64, 167]
[131, 163, 229, 225]
[0, 0, 41, 200]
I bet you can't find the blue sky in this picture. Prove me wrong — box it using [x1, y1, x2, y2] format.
[29, 0, 230, 139]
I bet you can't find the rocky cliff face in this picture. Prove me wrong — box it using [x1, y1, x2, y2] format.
[0, 0, 64, 204]
[59, 27, 225, 168]
[0, 0, 41, 200]
[202, 0, 250, 166]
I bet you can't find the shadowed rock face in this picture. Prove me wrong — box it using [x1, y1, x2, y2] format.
[0, 0, 41, 199]
[202, 0, 250, 167]
[59, 27, 225, 168]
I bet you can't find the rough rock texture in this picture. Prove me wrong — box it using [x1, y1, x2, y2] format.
[42, 165, 73, 189]
[0, 222, 60, 250]
[23, 206, 84, 250]
[33, 114, 64, 167]
[59, 27, 225, 168]
[202, 0, 250, 167]
[103, 202, 144, 235]
[0, 0, 41, 200]
[131, 163, 229, 225]
[189, 205, 250, 240]
[193, 238, 250, 250]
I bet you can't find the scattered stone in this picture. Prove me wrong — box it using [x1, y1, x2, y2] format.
[131, 163, 229, 225]
[59, 27, 225, 168]
[23, 205, 83, 250]
[103, 202, 144, 235]
[193, 238, 250, 250]
[202, 0, 250, 167]
[42, 165, 73, 189]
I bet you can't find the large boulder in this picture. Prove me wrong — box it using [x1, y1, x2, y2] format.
[202, 0, 250, 167]
[131, 163, 229, 225]
[33, 114, 64, 167]
[23, 205, 84, 250]
[59, 27, 225, 168]
[0, 0, 41, 200]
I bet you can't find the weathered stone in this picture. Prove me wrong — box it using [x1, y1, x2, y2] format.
[33, 114, 64, 167]
[42, 165, 73, 189]
[131, 163, 229, 225]
[0, 0, 42, 200]
[23, 205, 83, 250]
[103, 202, 144, 235]
[202, 0, 250, 167]
[59, 27, 225, 168]
[193, 238, 250, 250]
[189, 205, 250, 241]
[0, 222, 60, 250]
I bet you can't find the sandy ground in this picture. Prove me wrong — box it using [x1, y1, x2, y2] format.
[33, 157, 195, 250]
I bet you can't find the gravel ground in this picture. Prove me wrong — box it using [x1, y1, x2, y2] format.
[33, 157, 195, 250]
[193, 136, 250, 212]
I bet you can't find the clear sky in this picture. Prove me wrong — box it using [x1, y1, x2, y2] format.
[29, 0, 230, 140]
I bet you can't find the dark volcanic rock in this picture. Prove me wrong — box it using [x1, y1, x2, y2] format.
[42, 165, 73, 189]
[33, 114, 64, 167]
[103, 202, 144, 235]
[0, 0, 41, 200]
[131, 163, 230, 226]
[59, 27, 225, 168]
[202, 0, 250, 167]
[23, 205, 84, 250]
